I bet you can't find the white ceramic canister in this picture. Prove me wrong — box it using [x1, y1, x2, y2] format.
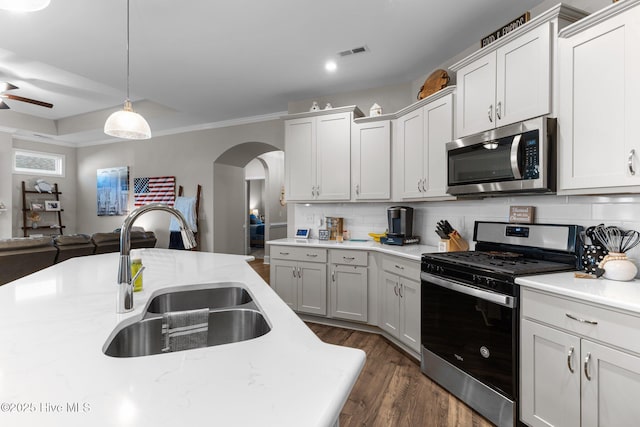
[600, 252, 638, 281]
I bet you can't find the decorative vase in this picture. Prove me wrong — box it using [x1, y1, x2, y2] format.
[600, 252, 638, 281]
[309, 101, 320, 112]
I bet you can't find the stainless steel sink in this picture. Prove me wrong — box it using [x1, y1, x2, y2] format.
[146, 285, 254, 314]
[104, 309, 270, 358]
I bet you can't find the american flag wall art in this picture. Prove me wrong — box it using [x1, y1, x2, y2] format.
[133, 176, 176, 207]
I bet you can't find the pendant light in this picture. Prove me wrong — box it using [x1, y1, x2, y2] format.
[104, 0, 151, 140]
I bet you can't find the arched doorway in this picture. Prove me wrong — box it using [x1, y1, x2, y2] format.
[213, 142, 285, 255]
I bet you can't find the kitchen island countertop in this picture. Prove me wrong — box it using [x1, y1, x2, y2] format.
[0, 249, 365, 427]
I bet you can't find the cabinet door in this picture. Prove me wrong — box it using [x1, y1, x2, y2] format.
[399, 276, 421, 353]
[352, 120, 390, 200]
[297, 261, 327, 315]
[316, 112, 351, 200]
[495, 22, 551, 127]
[456, 52, 497, 138]
[558, 7, 640, 191]
[380, 272, 400, 336]
[423, 93, 453, 198]
[330, 264, 368, 322]
[270, 259, 298, 310]
[520, 319, 581, 427]
[285, 118, 316, 201]
[397, 109, 425, 199]
[581, 340, 640, 427]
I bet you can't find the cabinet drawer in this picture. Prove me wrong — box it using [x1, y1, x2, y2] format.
[270, 246, 327, 263]
[330, 250, 367, 266]
[382, 256, 420, 280]
[522, 288, 640, 355]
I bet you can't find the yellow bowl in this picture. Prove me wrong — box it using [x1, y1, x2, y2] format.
[368, 232, 386, 242]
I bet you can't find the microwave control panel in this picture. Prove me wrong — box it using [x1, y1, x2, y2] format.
[522, 130, 540, 180]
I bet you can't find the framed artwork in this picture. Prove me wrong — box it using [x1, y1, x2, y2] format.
[44, 200, 61, 211]
[97, 166, 130, 216]
[31, 202, 45, 211]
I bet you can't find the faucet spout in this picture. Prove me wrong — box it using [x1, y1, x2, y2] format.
[116, 203, 196, 313]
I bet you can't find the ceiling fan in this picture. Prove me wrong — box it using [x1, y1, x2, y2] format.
[0, 82, 53, 109]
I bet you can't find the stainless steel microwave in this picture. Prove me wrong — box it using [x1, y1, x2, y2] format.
[446, 116, 556, 196]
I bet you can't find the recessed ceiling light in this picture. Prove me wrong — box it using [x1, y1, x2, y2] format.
[325, 61, 337, 72]
[0, 0, 51, 12]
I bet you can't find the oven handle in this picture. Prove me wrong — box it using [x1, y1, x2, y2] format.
[421, 272, 516, 308]
[510, 134, 522, 180]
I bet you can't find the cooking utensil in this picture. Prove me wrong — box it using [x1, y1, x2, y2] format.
[591, 224, 640, 253]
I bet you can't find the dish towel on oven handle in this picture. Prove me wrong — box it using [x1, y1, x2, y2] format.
[161, 308, 209, 352]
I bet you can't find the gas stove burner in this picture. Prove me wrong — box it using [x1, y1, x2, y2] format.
[486, 251, 524, 260]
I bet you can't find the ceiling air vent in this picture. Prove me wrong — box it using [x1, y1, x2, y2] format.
[338, 46, 369, 57]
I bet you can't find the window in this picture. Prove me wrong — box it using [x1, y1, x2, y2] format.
[13, 149, 65, 177]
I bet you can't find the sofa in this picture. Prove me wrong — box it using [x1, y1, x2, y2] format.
[0, 230, 157, 286]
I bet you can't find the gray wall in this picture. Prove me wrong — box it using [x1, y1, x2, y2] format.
[76, 120, 284, 252]
[0, 133, 11, 238]
[10, 138, 78, 238]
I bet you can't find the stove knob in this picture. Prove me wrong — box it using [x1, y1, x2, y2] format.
[486, 278, 495, 288]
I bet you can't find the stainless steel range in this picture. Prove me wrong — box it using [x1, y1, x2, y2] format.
[420, 221, 582, 427]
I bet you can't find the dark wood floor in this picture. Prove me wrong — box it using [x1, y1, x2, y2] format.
[248, 259, 494, 427]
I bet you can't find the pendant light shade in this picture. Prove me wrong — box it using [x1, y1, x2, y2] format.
[0, 0, 50, 12]
[104, 100, 151, 139]
[104, 0, 151, 140]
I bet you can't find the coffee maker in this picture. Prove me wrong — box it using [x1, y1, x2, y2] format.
[383, 206, 420, 245]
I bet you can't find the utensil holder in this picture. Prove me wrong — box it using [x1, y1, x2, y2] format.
[599, 252, 638, 281]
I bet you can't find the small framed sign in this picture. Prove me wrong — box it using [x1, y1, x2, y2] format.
[509, 206, 535, 224]
[318, 229, 330, 241]
[481, 12, 530, 48]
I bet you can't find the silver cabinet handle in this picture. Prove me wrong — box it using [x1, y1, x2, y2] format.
[395, 264, 405, 270]
[629, 149, 636, 176]
[312, 186, 315, 197]
[298, 267, 302, 278]
[567, 346, 575, 373]
[399, 283, 404, 298]
[421, 178, 426, 192]
[292, 267, 296, 278]
[394, 283, 398, 296]
[332, 271, 335, 282]
[488, 105, 493, 122]
[584, 352, 592, 381]
[355, 184, 360, 195]
[306, 253, 318, 258]
[496, 101, 502, 120]
[343, 256, 355, 261]
[417, 179, 421, 192]
[316, 185, 320, 197]
[566, 313, 598, 325]
[280, 251, 290, 256]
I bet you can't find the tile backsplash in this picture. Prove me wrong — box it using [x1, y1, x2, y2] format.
[294, 194, 640, 269]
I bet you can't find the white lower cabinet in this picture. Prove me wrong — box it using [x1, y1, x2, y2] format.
[520, 289, 640, 427]
[270, 247, 327, 316]
[329, 250, 368, 322]
[380, 256, 421, 353]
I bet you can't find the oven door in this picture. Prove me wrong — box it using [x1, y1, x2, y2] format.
[420, 272, 517, 399]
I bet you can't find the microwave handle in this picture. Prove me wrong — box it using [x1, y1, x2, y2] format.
[510, 134, 522, 179]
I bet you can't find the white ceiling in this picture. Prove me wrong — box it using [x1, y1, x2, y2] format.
[0, 0, 543, 145]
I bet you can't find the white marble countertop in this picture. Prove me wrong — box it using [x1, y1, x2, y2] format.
[268, 238, 438, 261]
[0, 249, 365, 427]
[516, 272, 640, 314]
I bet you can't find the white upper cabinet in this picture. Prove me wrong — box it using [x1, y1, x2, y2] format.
[558, 0, 640, 194]
[351, 119, 391, 200]
[284, 106, 363, 202]
[451, 4, 586, 139]
[395, 88, 455, 200]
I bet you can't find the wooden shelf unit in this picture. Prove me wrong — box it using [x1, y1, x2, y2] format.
[21, 181, 65, 237]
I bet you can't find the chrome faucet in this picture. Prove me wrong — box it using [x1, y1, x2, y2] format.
[116, 203, 197, 313]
